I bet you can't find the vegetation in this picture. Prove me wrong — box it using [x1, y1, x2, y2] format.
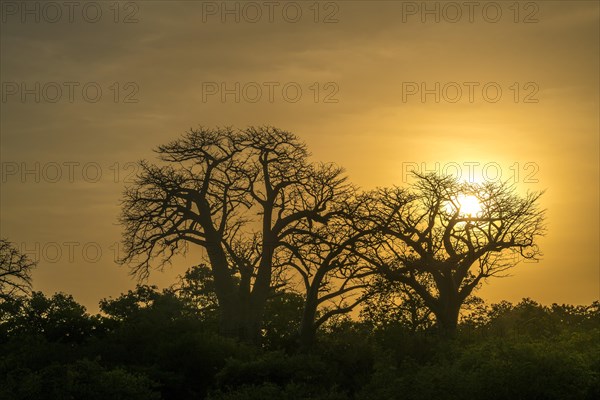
[0, 238, 36, 302]
[119, 127, 547, 341]
[1, 127, 595, 399]
[0, 280, 598, 399]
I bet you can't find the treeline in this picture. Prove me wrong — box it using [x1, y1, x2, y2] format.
[1, 127, 596, 399]
[1, 266, 598, 400]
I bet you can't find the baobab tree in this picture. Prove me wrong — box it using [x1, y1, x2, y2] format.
[358, 173, 546, 335]
[119, 126, 348, 341]
[280, 192, 375, 347]
[0, 239, 36, 302]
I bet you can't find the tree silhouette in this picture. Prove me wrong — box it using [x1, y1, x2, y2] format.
[360, 275, 435, 333]
[119, 127, 347, 342]
[358, 173, 546, 335]
[281, 191, 375, 347]
[2, 291, 99, 343]
[172, 264, 220, 320]
[0, 238, 36, 302]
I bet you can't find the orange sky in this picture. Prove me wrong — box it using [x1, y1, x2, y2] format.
[1, 1, 598, 311]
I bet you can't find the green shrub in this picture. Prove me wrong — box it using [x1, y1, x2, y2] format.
[0, 359, 159, 400]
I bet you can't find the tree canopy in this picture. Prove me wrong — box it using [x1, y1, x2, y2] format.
[356, 173, 546, 333]
[0, 239, 36, 302]
[119, 127, 547, 340]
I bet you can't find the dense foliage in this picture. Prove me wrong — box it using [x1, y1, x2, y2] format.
[1, 274, 597, 400]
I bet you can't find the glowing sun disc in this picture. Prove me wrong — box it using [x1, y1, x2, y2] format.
[447, 194, 482, 217]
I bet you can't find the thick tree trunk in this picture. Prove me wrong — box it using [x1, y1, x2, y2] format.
[434, 299, 461, 337]
[217, 271, 271, 343]
[202, 232, 270, 342]
[298, 269, 327, 349]
[429, 272, 463, 337]
[298, 296, 318, 348]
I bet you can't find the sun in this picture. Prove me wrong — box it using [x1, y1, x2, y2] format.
[446, 194, 482, 217]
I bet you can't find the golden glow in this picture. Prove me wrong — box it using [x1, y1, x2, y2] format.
[0, 1, 597, 310]
[447, 195, 482, 217]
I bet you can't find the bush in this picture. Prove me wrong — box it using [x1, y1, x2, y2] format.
[208, 382, 349, 400]
[215, 351, 334, 389]
[359, 334, 599, 400]
[0, 359, 159, 400]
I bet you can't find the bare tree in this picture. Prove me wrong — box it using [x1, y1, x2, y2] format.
[0, 239, 36, 302]
[119, 126, 347, 341]
[358, 173, 546, 335]
[280, 192, 375, 347]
